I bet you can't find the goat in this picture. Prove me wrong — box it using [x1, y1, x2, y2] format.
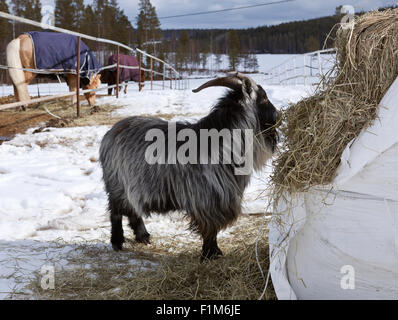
[99, 73, 279, 261]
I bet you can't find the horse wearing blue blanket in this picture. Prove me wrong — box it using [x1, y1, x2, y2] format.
[6, 32, 102, 107]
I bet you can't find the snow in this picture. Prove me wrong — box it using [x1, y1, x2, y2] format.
[0, 72, 313, 299]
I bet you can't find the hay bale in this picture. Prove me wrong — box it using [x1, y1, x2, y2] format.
[268, 9, 398, 300]
[272, 8, 398, 196]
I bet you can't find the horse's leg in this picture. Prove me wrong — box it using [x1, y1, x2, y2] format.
[6, 37, 31, 108]
[124, 83, 127, 94]
[67, 74, 77, 104]
[12, 84, 19, 102]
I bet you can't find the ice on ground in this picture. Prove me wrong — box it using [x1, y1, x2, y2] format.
[0, 74, 313, 299]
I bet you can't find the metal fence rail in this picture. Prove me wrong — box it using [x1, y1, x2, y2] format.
[264, 48, 337, 86]
[0, 11, 186, 115]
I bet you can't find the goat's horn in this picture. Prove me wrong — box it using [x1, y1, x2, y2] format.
[192, 74, 243, 93]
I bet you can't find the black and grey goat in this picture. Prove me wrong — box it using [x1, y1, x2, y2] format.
[99, 73, 279, 261]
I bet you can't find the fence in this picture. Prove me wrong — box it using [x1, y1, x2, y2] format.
[0, 11, 186, 116]
[264, 48, 337, 86]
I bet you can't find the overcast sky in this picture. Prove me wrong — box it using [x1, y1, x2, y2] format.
[41, 0, 397, 29]
[120, 0, 396, 29]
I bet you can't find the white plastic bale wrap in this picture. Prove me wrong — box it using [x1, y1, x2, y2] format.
[269, 76, 398, 300]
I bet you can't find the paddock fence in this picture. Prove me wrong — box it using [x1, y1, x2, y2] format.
[264, 48, 337, 86]
[0, 11, 186, 116]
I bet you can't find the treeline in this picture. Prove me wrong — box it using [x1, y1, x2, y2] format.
[161, 15, 341, 56]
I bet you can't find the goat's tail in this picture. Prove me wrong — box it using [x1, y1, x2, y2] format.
[6, 37, 30, 102]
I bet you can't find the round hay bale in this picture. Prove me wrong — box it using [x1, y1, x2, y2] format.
[269, 9, 398, 299]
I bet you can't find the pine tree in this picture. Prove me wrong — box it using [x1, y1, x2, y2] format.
[10, 0, 42, 32]
[248, 53, 259, 72]
[136, 0, 161, 54]
[31, 0, 42, 22]
[148, 4, 161, 55]
[103, 0, 118, 39]
[54, 0, 76, 30]
[0, 0, 10, 40]
[10, 0, 25, 16]
[227, 30, 240, 71]
[116, 11, 134, 51]
[81, 5, 97, 36]
[176, 30, 189, 70]
[200, 41, 210, 71]
[73, 0, 85, 31]
[214, 43, 223, 71]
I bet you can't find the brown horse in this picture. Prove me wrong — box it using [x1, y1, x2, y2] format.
[6, 34, 101, 107]
[101, 53, 144, 96]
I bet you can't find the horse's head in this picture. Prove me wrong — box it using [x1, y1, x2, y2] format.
[83, 73, 101, 106]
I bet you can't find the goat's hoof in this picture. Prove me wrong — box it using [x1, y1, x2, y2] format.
[111, 243, 123, 251]
[111, 237, 124, 251]
[200, 247, 223, 262]
[136, 232, 151, 245]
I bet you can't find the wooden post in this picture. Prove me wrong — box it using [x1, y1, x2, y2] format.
[76, 36, 81, 117]
[116, 46, 120, 98]
[138, 51, 142, 92]
[162, 64, 165, 90]
[170, 69, 172, 89]
[150, 57, 153, 90]
[317, 51, 323, 77]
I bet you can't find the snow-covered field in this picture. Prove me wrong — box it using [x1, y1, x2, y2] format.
[0, 75, 314, 299]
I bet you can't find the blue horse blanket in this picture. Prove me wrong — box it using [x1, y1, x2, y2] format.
[26, 31, 101, 79]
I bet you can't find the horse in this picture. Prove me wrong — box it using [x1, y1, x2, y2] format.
[101, 53, 144, 95]
[6, 32, 102, 108]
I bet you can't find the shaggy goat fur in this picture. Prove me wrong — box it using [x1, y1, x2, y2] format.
[99, 74, 278, 260]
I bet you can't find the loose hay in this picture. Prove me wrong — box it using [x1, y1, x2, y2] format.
[272, 9, 398, 197]
[28, 215, 275, 300]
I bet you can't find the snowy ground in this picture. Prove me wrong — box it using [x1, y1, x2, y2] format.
[0, 75, 314, 299]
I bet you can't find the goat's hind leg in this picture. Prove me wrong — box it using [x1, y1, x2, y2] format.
[200, 229, 223, 262]
[109, 197, 125, 251]
[126, 207, 150, 244]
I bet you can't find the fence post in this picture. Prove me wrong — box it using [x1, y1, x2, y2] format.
[76, 36, 81, 117]
[150, 57, 153, 90]
[303, 55, 307, 85]
[116, 45, 120, 98]
[162, 64, 165, 90]
[317, 51, 323, 77]
[138, 51, 142, 92]
[170, 69, 172, 89]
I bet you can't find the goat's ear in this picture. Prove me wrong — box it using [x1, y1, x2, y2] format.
[242, 78, 253, 95]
